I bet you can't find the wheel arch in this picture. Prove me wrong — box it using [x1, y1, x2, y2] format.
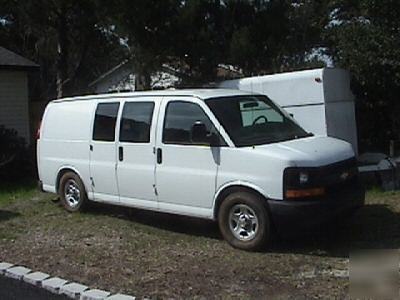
[212, 182, 270, 220]
[55, 166, 87, 195]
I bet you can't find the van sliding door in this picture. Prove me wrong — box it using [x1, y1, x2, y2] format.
[116, 98, 160, 208]
[89, 102, 120, 202]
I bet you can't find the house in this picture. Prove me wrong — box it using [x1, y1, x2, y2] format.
[88, 61, 181, 94]
[88, 60, 242, 94]
[0, 47, 38, 143]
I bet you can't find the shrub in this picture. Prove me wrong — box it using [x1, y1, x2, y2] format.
[0, 125, 33, 182]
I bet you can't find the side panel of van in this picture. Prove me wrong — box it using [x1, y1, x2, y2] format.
[154, 97, 220, 218]
[116, 98, 161, 209]
[89, 101, 120, 202]
[39, 101, 94, 193]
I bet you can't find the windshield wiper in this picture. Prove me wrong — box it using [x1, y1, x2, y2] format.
[294, 132, 314, 139]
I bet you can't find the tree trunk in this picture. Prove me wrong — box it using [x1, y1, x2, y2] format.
[135, 68, 151, 91]
[56, 6, 69, 98]
[56, 41, 63, 98]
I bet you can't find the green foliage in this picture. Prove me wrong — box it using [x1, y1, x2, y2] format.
[327, 0, 400, 152]
[112, 0, 330, 85]
[229, 27, 257, 72]
[1, 0, 330, 89]
[0, 0, 128, 98]
[2, 0, 398, 152]
[0, 125, 32, 182]
[171, 0, 226, 84]
[113, 0, 181, 88]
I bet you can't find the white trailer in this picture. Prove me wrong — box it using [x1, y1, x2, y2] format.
[219, 68, 359, 154]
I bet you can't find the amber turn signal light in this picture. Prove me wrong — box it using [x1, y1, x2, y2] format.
[285, 187, 325, 199]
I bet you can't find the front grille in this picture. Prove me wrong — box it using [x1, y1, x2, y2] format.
[317, 157, 359, 196]
[320, 157, 357, 174]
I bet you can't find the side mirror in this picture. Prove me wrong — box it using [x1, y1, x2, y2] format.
[191, 121, 208, 144]
[209, 132, 221, 147]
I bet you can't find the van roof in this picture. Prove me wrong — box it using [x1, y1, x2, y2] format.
[52, 88, 254, 103]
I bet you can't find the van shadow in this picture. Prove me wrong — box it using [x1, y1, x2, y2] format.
[270, 204, 400, 258]
[0, 210, 20, 222]
[86, 202, 400, 258]
[87, 203, 221, 239]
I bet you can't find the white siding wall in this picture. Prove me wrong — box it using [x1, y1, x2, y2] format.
[0, 70, 30, 143]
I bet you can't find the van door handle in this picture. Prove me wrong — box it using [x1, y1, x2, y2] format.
[119, 146, 124, 161]
[157, 148, 162, 164]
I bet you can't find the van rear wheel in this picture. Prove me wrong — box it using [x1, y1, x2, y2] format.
[218, 191, 270, 251]
[59, 172, 88, 212]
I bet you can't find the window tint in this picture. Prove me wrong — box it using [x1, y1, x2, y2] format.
[163, 101, 216, 145]
[120, 102, 155, 143]
[93, 102, 120, 141]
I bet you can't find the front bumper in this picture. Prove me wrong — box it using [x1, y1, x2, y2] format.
[267, 182, 365, 233]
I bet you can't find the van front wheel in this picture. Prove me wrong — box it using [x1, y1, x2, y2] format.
[218, 191, 270, 251]
[59, 172, 88, 212]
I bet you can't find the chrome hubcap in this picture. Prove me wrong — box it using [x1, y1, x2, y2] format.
[64, 179, 81, 208]
[229, 204, 259, 241]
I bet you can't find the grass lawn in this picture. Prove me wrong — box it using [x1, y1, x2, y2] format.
[0, 182, 399, 299]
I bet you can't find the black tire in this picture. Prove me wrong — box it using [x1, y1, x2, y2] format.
[218, 191, 270, 251]
[59, 172, 88, 212]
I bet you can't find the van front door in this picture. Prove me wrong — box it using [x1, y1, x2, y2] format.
[116, 99, 159, 209]
[155, 98, 221, 217]
[90, 102, 120, 202]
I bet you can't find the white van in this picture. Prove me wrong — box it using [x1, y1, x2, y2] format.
[37, 89, 364, 250]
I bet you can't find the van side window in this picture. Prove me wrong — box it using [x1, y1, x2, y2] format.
[120, 102, 155, 143]
[162, 101, 217, 145]
[93, 102, 120, 142]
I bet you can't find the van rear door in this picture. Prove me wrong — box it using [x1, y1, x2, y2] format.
[89, 101, 120, 202]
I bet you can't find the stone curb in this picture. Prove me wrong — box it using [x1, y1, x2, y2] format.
[0, 261, 135, 300]
[5, 266, 32, 280]
[23, 271, 51, 286]
[60, 282, 89, 299]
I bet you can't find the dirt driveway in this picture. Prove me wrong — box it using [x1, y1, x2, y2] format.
[0, 184, 399, 299]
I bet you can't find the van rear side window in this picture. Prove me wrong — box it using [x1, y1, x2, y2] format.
[93, 102, 120, 141]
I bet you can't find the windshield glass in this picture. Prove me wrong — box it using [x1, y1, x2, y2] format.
[206, 95, 311, 147]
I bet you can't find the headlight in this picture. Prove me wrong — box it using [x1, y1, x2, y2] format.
[299, 172, 309, 184]
[283, 168, 324, 199]
[284, 168, 313, 187]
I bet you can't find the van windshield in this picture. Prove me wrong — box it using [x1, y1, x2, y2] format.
[206, 95, 311, 147]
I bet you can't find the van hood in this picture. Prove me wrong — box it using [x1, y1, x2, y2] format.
[253, 136, 355, 167]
